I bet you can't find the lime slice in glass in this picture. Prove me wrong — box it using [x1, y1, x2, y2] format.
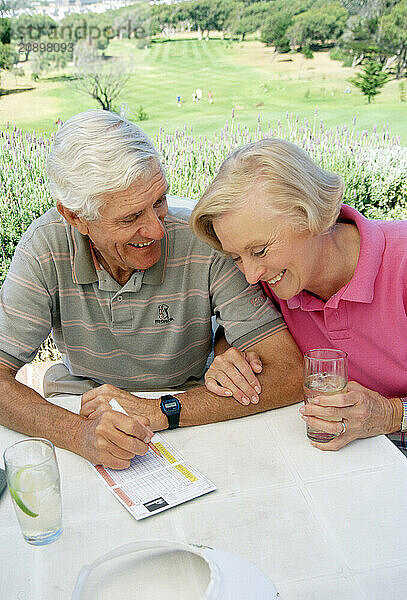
[9, 468, 39, 518]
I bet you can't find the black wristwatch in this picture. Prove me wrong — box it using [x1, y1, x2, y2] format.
[160, 395, 182, 430]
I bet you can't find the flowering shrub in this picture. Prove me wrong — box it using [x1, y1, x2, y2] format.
[159, 113, 407, 219]
[1, 112, 406, 287]
[0, 127, 54, 284]
[1, 113, 406, 361]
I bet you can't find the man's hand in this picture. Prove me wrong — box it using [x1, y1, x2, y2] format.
[299, 381, 402, 451]
[78, 408, 153, 469]
[79, 384, 167, 469]
[81, 385, 134, 418]
[205, 348, 263, 405]
[80, 384, 167, 432]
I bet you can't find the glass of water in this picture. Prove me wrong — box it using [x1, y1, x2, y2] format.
[3, 438, 63, 545]
[303, 349, 348, 443]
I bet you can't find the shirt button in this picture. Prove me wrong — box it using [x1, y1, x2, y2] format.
[335, 312, 339, 319]
[117, 295, 123, 302]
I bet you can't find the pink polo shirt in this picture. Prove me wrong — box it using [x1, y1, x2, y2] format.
[261, 204, 407, 398]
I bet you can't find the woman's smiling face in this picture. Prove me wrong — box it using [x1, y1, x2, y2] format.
[212, 195, 321, 301]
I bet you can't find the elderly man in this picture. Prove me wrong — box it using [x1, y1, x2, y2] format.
[0, 110, 302, 469]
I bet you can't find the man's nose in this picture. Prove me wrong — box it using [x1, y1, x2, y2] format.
[241, 258, 265, 285]
[142, 207, 166, 240]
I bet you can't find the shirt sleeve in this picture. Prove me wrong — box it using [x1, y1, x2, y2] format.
[0, 241, 54, 370]
[209, 252, 286, 351]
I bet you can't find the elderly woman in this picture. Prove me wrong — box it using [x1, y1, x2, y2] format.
[190, 138, 407, 453]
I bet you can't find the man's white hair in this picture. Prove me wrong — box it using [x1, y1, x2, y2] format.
[47, 109, 162, 221]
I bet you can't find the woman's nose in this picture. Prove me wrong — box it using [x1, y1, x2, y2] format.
[241, 259, 265, 285]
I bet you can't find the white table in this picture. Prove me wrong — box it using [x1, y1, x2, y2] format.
[1, 396, 407, 600]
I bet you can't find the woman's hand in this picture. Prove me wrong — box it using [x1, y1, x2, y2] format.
[299, 381, 402, 450]
[205, 347, 263, 405]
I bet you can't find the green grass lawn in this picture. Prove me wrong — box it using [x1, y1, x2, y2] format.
[1, 37, 406, 144]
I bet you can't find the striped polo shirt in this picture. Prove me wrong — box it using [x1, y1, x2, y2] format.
[0, 206, 285, 391]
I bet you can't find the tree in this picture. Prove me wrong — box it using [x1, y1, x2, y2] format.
[30, 35, 73, 80]
[0, 39, 17, 70]
[339, 0, 399, 17]
[287, 1, 348, 49]
[261, 12, 292, 51]
[0, 16, 10, 43]
[11, 14, 57, 61]
[207, 0, 236, 38]
[229, 1, 270, 41]
[113, 4, 151, 46]
[379, 0, 407, 79]
[182, 0, 211, 39]
[349, 57, 390, 102]
[151, 3, 178, 35]
[72, 43, 132, 111]
[339, 14, 380, 65]
[338, 0, 404, 68]
[0, 16, 17, 72]
[58, 12, 114, 53]
[272, 0, 318, 18]
[0, 0, 28, 18]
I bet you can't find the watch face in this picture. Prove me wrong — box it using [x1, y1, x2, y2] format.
[162, 397, 180, 415]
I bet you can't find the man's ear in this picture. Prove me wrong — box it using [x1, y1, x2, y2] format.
[56, 201, 89, 236]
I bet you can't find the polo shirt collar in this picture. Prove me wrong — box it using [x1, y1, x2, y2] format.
[142, 225, 169, 285]
[70, 225, 98, 285]
[69, 221, 169, 286]
[339, 204, 384, 303]
[286, 204, 385, 310]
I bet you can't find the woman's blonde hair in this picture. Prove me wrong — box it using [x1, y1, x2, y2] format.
[190, 138, 344, 251]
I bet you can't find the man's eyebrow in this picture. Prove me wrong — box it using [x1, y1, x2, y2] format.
[119, 210, 143, 221]
[119, 187, 169, 221]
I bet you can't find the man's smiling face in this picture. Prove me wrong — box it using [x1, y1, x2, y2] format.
[73, 162, 169, 281]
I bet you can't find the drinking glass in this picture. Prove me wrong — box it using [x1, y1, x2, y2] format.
[3, 437, 63, 545]
[303, 349, 348, 442]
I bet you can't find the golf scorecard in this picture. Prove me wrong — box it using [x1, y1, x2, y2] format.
[91, 432, 216, 520]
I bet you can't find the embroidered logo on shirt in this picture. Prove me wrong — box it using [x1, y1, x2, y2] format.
[250, 296, 266, 306]
[155, 304, 174, 324]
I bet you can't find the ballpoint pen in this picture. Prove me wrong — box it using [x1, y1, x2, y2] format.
[109, 398, 162, 458]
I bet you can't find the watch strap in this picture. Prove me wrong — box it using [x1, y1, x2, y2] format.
[166, 410, 179, 430]
[400, 398, 407, 432]
[160, 395, 181, 430]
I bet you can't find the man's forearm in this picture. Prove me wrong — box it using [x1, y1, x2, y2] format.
[172, 380, 300, 429]
[80, 328, 304, 431]
[0, 365, 87, 456]
[152, 330, 304, 429]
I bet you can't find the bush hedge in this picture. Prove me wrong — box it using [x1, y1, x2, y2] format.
[1, 114, 406, 359]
